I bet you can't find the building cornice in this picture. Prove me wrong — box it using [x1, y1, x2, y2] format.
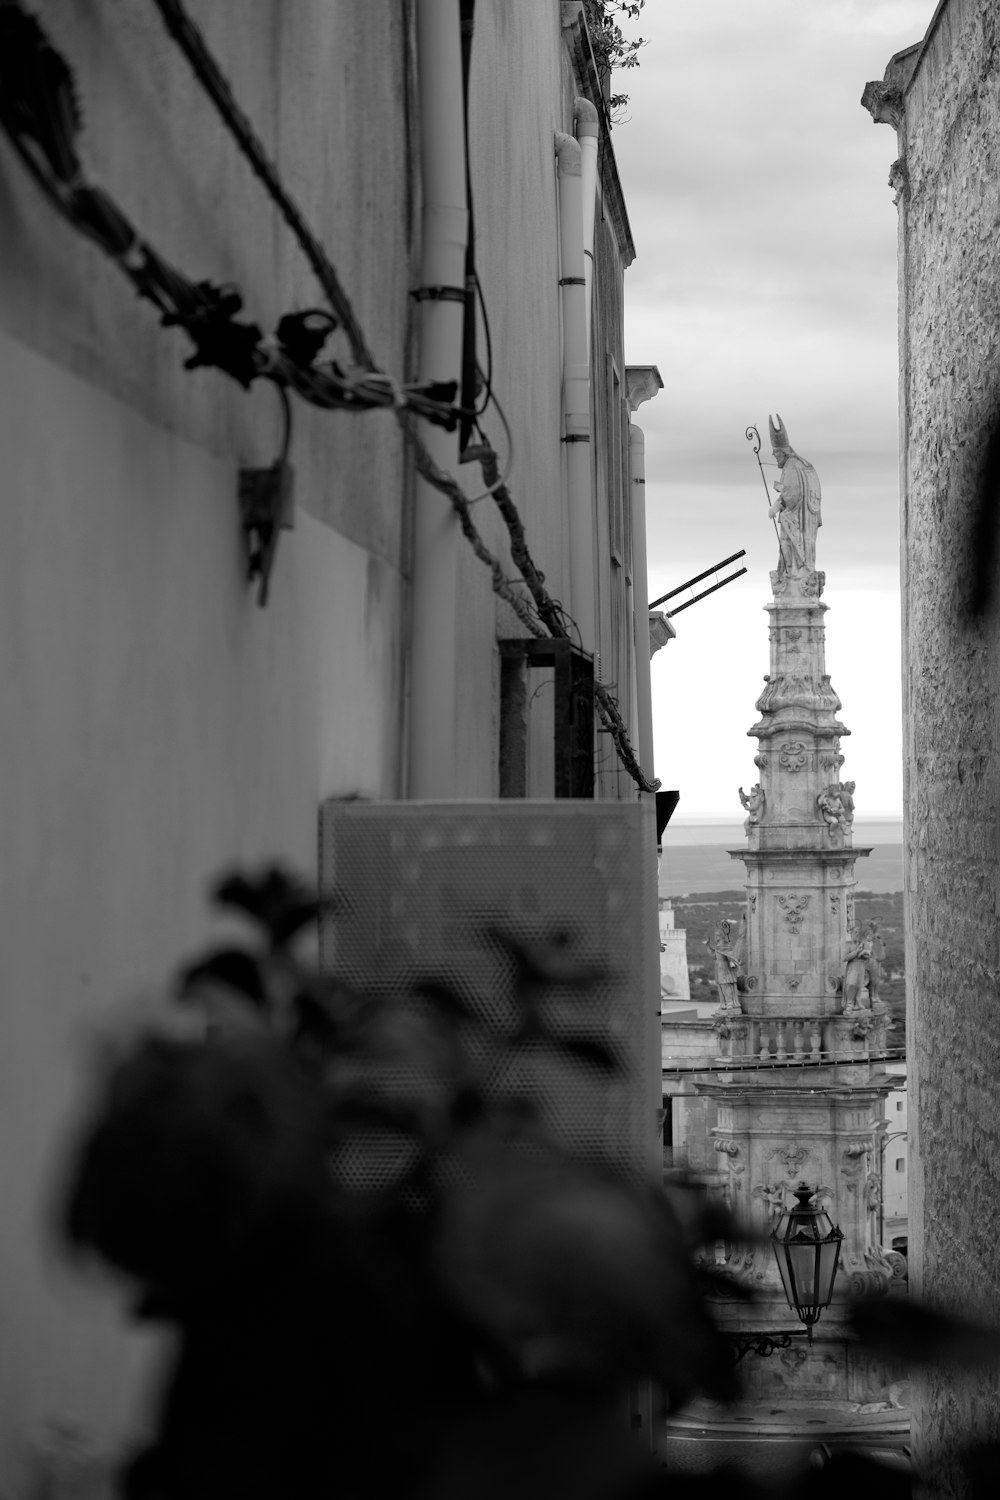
[560, 3, 637, 267]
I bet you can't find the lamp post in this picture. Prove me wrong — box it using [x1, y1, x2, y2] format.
[877, 1130, 907, 1248]
[730, 1183, 844, 1363]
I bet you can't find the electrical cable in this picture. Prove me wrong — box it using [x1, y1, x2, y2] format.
[0, 0, 657, 790]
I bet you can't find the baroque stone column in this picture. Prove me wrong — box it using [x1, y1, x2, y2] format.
[698, 418, 900, 1408]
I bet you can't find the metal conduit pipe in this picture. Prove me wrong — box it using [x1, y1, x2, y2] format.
[629, 423, 656, 783]
[574, 96, 599, 359]
[555, 130, 596, 657]
[408, 0, 469, 797]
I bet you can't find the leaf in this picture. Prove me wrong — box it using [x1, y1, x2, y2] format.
[850, 1297, 1000, 1368]
[555, 1033, 620, 1075]
[212, 865, 325, 946]
[178, 948, 267, 1009]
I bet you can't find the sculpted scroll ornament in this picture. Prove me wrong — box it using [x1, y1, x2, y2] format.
[842, 1142, 869, 1191]
[714, 1138, 745, 1174]
[769, 1143, 809, 1176]
[777, 894, 810, 931]
[779, 741, 807, 771]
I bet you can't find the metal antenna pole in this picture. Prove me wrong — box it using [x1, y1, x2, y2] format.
[746, 424, 788, 570]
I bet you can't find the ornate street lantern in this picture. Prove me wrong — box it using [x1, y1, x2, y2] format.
[730, 1182, 843, 1362]
[771, 1182, 844, 1330]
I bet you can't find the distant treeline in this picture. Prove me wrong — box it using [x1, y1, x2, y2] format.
[672, 889, 905, 1044]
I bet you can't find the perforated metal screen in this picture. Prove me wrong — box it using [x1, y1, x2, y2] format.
[318, 800, 661, 1179]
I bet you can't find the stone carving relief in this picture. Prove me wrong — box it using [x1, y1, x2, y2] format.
[784, 628, 803, 654]
[830, 893, 841, 915]
[777, 894, 810, 931]
[860, 78, 904, 131]
[779, 1343, 809, 1375]
[821, 751, 846, 775]
[779, 741, 807, 771]
[888, 158, 909, 205]
[769, 1142, 809, 1176]
[754, 752, 767, 771]
[738, 783, 765, 834]
[749, 894, 757, 914]
[801, 570, 826, 597]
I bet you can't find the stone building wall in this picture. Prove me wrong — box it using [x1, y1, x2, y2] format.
[866, 0, 1000, 1484]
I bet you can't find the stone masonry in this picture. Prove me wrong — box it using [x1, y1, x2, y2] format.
[864, 0, 1000, 1486]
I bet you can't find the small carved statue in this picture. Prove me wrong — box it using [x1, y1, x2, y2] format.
[817, 780, 855, 834]
[757, 1183, 787, 1223]
[865, 1171, 882, 1217]
[768, 414, 822, 575]
[738, 782, 765, 834]
[840, 780, 856, 824]
[865, 919, 884, 1007]
[817, 786, 844, 831]
[842, 922, 872, 1012]
[707, 915, 746, 1014]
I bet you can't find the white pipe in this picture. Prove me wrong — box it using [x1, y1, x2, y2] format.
[556, 131, 596, 657]
[629, 423, 655, 782]
[574, 97, 599, 359]
[408, 0, 469, 798]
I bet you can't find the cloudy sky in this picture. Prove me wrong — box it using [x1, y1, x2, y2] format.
[612, 0, 936, 818]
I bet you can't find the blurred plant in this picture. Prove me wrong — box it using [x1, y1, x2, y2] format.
[61, 866, 1000, 1499]
[63, 865, 737, 1500]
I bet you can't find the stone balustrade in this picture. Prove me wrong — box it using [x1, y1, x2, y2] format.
[713, 1010, 892, 1065]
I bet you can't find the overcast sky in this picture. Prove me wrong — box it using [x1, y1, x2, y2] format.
[613, 0, 936, 818]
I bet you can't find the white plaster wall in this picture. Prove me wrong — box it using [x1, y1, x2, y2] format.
[0, 329, 404, 1480]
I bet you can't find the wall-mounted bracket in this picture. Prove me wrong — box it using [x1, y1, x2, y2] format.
[238, 459, 294, 608]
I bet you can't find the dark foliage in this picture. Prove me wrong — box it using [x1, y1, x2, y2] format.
[61, 867, 998, 1498]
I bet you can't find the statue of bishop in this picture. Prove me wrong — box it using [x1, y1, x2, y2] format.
[768, 414, 822, 575]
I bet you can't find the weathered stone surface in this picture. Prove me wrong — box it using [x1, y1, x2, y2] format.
[865, 0, 1000, 1486]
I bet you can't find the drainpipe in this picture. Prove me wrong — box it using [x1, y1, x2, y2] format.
[629, 423, 655, 781]
[556, 130, 596, 657]
[575, 97, 599, 359]
[408, 0, 469, 798]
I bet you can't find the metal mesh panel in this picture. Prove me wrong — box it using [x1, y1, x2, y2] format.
[318, 800, 660, 1181]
